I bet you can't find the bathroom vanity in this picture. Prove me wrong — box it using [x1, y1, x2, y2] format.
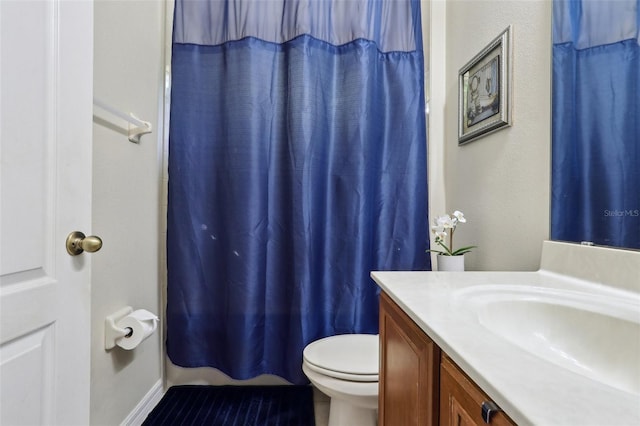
[379, 291, 515, 425]
[373, 241, 640, 426]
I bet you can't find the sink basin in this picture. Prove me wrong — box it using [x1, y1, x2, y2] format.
[455, 285, 640, 395]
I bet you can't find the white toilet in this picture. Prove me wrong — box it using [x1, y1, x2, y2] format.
[302, 334, 379, 426]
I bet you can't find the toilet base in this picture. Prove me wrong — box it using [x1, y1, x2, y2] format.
[328, 397, 377, 426]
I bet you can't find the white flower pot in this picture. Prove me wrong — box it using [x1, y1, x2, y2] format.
[437, 254, 465, 271]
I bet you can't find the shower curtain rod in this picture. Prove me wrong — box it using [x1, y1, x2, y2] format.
[93, 97, 153, 143]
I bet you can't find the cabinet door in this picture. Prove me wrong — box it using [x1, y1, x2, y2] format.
[379, 292, 440, 426]
[440, 355, 515, 426]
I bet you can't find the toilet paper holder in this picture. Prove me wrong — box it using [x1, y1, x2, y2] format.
[105, 306, 134, 350]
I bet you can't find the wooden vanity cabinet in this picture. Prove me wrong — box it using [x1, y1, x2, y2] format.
[380, 292, 515, 426]
[379, 291, 440, 426]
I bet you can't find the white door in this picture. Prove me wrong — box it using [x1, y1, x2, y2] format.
[0, 1, 93, 425]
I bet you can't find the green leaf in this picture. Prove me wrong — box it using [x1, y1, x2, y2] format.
[451, 245, 477, 256]
[425, 249, 446, 255]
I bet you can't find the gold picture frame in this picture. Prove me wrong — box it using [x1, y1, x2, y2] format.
[458, 26, 512, 145]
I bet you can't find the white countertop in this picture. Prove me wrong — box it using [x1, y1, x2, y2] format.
[371, 269, 640, 426]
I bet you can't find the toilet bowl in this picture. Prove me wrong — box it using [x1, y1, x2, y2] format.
[302, 334, 379, 426]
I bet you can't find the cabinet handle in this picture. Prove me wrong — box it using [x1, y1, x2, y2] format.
[481, 401, 502, 423]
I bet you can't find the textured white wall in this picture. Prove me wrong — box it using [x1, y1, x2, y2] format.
[427, 0, 447, 268]
[437, 0, 552, 271]
[91, 1, 166, 424]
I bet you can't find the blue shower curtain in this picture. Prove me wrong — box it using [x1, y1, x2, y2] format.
[551, 0, 640, 249]
[167, 0, 429, 384]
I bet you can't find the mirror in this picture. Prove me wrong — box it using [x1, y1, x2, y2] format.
[550, 0, 639, 250]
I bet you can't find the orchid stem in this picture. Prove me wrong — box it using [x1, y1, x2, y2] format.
[449, 228, 455, 254]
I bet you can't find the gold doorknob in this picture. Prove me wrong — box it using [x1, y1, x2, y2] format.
[66, 231, 103, 256]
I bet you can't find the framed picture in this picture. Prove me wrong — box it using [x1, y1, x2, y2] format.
[458, 26, 512, 145]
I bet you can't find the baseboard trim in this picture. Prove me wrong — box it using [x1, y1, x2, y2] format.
[121, 379, 164, 426]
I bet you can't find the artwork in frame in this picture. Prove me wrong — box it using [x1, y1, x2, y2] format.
[458, 26, 512, 145]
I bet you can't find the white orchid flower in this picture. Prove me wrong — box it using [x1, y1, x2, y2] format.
[435, 214, 455, 229]
[434, 231, 447, 242]
[452, 210, 466, 223]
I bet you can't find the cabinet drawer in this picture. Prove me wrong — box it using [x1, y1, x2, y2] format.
[440, 355, 516, 426]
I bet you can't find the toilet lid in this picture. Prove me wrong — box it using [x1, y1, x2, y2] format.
[303, 334, 379, 381]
